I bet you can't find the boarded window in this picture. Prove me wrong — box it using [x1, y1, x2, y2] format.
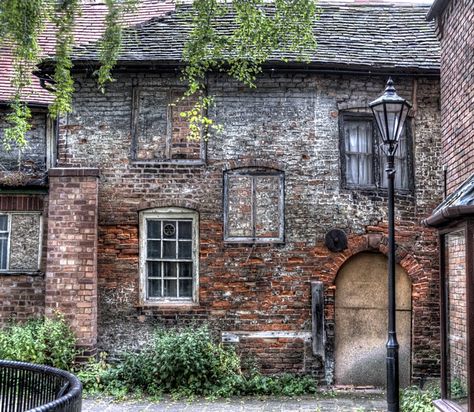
[132, 88, 203, 162]
[224, 169, 284, 243]
[341, 114, 411, 190]
[0, 213, 42, 272]
[140, 208, 198, 302]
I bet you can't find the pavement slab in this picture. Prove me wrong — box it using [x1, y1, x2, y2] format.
[82, 392, 387, 412]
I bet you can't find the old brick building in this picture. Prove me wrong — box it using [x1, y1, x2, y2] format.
[425, 0, 474, 410]
[1, 3, 443, 387]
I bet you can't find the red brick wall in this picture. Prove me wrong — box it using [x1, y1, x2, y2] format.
[0, 194, 46, 324]
[45, 168, 99, 356]
[437, 0, 474, 193]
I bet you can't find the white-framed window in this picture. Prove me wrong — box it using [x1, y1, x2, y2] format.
[140, 208, 199, 303]
[224, 168, 285, 243]
[0, 212, 42, 272]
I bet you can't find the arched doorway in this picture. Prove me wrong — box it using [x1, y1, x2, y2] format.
[334, 252, 412, 387]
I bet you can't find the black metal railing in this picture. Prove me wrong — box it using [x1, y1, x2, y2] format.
[0, 360, 82, 412]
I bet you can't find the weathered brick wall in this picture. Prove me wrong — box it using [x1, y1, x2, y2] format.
[0, 194, 47, 324]
[0, 111, 48, 185]
[45, 168, 99, 356]
[436, 0, 474, 194]
[60, 71, 442, 382]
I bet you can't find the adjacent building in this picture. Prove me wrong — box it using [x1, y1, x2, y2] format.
[425, 1, 474, 410]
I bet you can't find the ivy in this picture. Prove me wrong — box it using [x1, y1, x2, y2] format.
[1, 0, 319, 150]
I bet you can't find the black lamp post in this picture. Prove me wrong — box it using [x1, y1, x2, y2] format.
[369, 78, 411, 412]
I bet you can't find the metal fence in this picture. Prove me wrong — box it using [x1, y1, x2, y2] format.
[0, 360, 82, 412]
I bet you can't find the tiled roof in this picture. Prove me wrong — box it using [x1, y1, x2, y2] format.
[0, 0, 174, 104]
[69, 2, 440, 74]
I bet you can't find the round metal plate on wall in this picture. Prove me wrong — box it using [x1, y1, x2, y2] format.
[325, 229, 348, 252]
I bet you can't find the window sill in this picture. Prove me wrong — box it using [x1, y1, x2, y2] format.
[0, 270, 43, 277]
[137, 300, 199, 309]
[224, 238, 285, 245]
[131, 160, 206, 167]
[342, 185, 413, 197]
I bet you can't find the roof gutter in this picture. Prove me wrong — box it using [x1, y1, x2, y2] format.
[426, 0, 451, 20]
[423, 205, 474, 228]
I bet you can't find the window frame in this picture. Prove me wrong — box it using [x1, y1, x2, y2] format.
[223, 168, 285, 244]
[339, 112, 413, 192]
[131, 86, 207, 165]
[0, 212, 43, 274]
[139, 207, 199, 305]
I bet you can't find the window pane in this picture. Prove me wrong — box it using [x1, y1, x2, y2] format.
[344, 120, 373, 186]
[0, 235, 8, 270]
[0, 215, 8, 231]
[255, 176, 281, 238]
[226, 175, 253, 238]
[148, 279, 162, 298]
[178, 241, 192, 259]
[147, 240, 161, 259]
[163, 261, 177, 277]
[179, 279, 192, 298]
[164, 279, 177, 297]
[147, 220, 161, 239]
[163, 221, 176, 239]
[179, 262, 192, 278]
[178, 221, 192, 239]
[147, 261, 161, 277]
[444, 231, 469, 409]
[163, 241, 176, 258]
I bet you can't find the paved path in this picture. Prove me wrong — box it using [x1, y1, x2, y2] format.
[83, 392, 387, 411]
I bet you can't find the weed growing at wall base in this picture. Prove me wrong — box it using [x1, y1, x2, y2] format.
[77, 326, 318, 398]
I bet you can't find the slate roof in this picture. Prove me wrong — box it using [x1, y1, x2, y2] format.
[68, 2, 440, 74]
[0, 0, 174, 104]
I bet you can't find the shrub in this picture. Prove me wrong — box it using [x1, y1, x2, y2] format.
[0, 313, 77, 370]
[400, 385, 440, 412]
[81, 326, 319, 398]
[111, 326, 241, 396]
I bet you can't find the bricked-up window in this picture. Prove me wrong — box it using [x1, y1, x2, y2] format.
[131, 87, 204, 163]
[340, 114, 411, 190]
[0, 213, 42, 272]
[224, 168, 284, 243]
[140, 208, 198, 303]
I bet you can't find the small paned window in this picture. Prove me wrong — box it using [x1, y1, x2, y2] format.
[140, 208, 198, 303]
[0, 213, 42, 273]
[341, 114, 411, 190]
[224, 168, 284, 243]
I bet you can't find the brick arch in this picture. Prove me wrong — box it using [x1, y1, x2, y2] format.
[326, 233, 420, 286]
[222, 159, 285, 172]
[137, 199, 201, 213]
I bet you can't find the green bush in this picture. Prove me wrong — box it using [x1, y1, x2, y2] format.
[400, 385, 440, 412]
[78, 326, 318, 398]
[111, 326, 241, 396]
[0, 313, 77, 370]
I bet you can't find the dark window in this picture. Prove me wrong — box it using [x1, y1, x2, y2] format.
[340, 114, 411, 190]
[224, 168, 284, 243]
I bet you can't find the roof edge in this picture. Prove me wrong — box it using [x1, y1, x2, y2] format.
[423, 205, 474, 228]
[426, 0, 451, 20]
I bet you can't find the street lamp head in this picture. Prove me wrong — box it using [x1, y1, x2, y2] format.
[369, 78, 412, 149]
